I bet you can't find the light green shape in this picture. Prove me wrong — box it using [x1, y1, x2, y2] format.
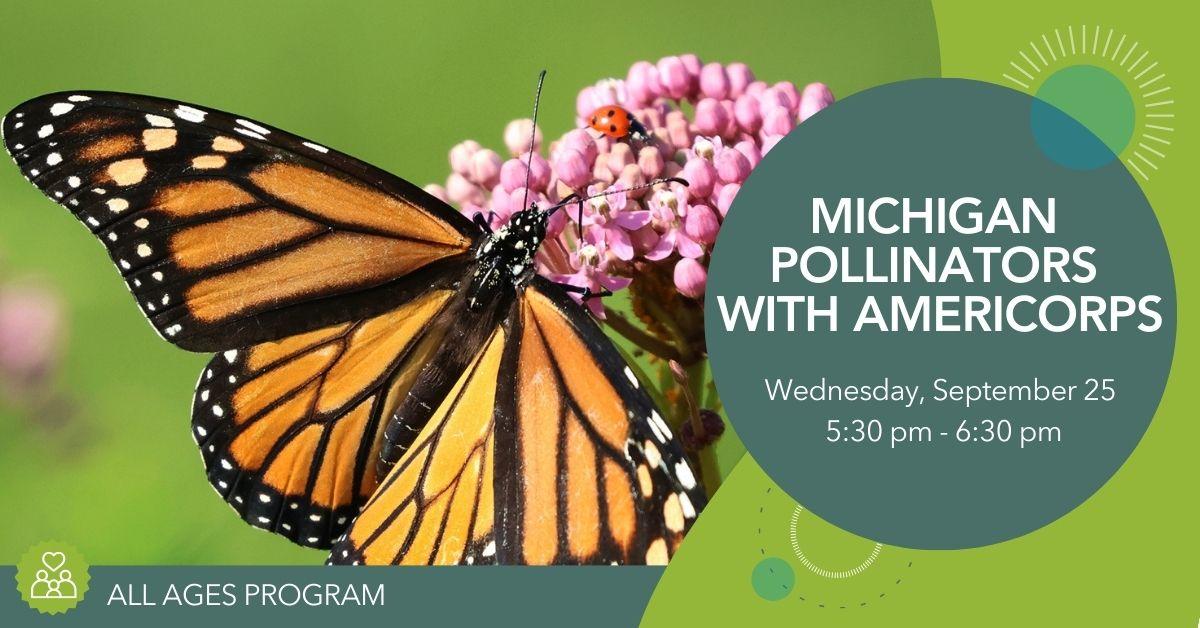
[646, 2, 1198, 626]
[1035, 64, 1134, 154]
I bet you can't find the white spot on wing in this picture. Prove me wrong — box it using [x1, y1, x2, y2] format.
[224, 350, 238, 363]
[679, 492, 697, 518]
[46, 152, 62, 165]
[50, 102, 74, 116]
[236, 119, 270, 135]
[234, 127, 265, 141]
[145, 114, 174, 128]
[302, 141, 329, 153]
[37, 124, 53, 138]
[650, 410, 672, 441]
[675, 461, 697, 490]
[67, 95, 91, 102]
[624, 366, 639, 388]
[174, 105, 207, 123]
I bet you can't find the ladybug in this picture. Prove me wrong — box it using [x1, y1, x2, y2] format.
[588, 105, 650, 142]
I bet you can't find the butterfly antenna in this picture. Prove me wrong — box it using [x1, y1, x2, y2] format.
[550, 177, 689, 213]
[521, 70, 547, 212]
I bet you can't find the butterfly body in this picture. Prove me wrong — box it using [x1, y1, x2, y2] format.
[3, 90, 705, 565]
[467, 206, 546, 311]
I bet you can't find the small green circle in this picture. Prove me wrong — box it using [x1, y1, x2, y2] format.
[15, 541, 90, 615]
[751, 557, 795, 601]
[1035, 64, 1134, 155]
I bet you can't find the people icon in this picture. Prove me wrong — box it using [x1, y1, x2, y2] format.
[29, 554, 78, 599]
[30, 569, 52, 599]
[57, 570, 78, 598]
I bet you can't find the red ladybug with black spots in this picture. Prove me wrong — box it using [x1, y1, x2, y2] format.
[588, 105, 650, 142]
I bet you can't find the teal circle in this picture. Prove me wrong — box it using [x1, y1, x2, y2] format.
[706, 79, 1175, 549]
[1032, 65, 1134, 169]
[751, 557, 795, 601]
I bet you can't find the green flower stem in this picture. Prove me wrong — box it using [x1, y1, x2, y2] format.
[602, 306, 683, 363]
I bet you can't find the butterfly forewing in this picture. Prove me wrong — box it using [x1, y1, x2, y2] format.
[2, 92, 475, 352]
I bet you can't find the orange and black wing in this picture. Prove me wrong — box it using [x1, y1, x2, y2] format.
[329, 278, 706, 565]
[193, 286, 464, 548]
[2, 91, 476, 352]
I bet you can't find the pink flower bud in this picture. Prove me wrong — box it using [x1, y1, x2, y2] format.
[726, 62, 754, 97]
[719, 100, 737, 137]
[449, 140, 481, 176]
[799, 82, 835, 122]
[745, 81, 768, 97]
[626, 61, 661, 105]
[552, 148, 591, 189]
[762, 106, 795, 136]
[680, 54, 702, 79]
[526, 152, 551, 190]
[733, 94, 762, 134]
[656, 56, 691, 100]
[504, 119, 543, 156]
[576, 85, 597, 121]
[773, 81, 801, 114]
[446, 173, 481, 205]
[423, 184, 448, 202]
[716, 183, 740, 217]
[637, 146, 664, 179]
[761, 133, 784, 155]
[758, 86, 791, 118]
[500, 153, 551, 193]
[666, 110, 691, 149]
[674, 257, 707, 298]
[681, 157, 716, 198]
[468, 148, 502, 187]
[714, 147, 751, 184]
[592, 155, 615, 184]
[606, 142, 634, 176]
[684, 203, 720, 245]
[617, 163, 645, 190]
[499, 159, 526, 193]
[693, 98, 729, 137]
[733, 139, 762, 169]
[559, 128, 598, 165]
[699, 63, 730, 99]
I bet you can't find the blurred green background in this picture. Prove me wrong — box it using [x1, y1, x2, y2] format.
[0, 1, 938, 564]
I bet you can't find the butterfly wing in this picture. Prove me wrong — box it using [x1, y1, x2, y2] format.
[328, 278, 706, 565]
[193, 284, 466, 548]
[2, 91, 476, 351]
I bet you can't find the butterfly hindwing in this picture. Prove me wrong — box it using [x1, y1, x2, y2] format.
[2, 91, 476, 352]
[496, 279, 705, 564]
[328, 279, 705, 565]
[193, 285, 463, 549]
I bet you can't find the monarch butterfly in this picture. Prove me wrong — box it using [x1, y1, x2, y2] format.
[1, 75, 706, 565]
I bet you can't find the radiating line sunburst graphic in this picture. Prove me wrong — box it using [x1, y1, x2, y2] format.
[1002, 25, 1174, 180]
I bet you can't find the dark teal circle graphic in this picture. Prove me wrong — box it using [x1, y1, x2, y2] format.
[1031, 65, 1133, 169]
[706, 79, 1175, 549]
[751, 557, 795, 601]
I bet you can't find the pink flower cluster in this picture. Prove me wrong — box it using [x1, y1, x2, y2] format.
[426, 55, 833, 316]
